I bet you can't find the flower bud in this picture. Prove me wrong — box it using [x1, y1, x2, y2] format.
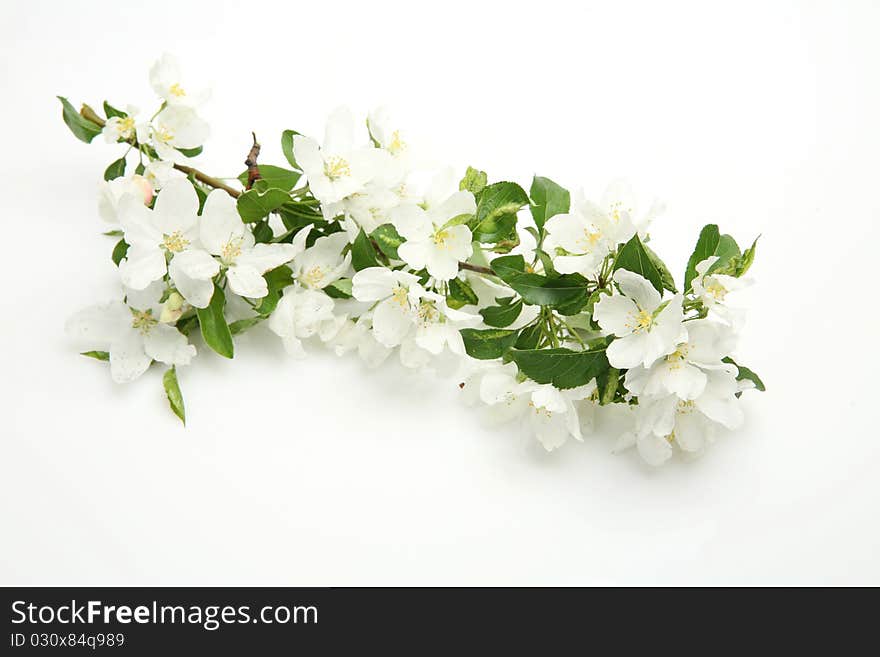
[160, 292, 185, 323]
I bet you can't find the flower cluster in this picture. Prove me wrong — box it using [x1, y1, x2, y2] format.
[61, 55, 764, 465]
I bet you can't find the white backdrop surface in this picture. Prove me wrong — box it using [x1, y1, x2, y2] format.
[1, 0, 878, 585]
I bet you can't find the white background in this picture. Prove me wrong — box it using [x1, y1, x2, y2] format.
[2, 0, 878, 585]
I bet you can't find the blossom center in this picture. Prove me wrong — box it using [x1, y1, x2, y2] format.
[169, 83, 186, 97]
[324, 156, 351, 181]
[528, 401, 553, 418]
[676, 399, 696, 415]
[581, 227, 602, 249]
[391, 284, 410, 308]
[432, 228, 450, 247]
[302, 266, 325, 287]
[221, 237, 244, 264]
[162, 230, 189, 253]
[666, 343, 689, 369]
[706, 280, 727, 300]
[388, 130, 406, 156]
[118, 116, 135, 136]
[155, 126, 175, 144]
[130, 308, 157, 335]
[418, 300, 440, 325]
[608, 200, 632, 223]
[632, 309, 653, 332]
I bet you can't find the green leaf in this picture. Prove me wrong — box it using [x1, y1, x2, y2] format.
[723, 357, 765, 392]
[81, 350, 109, 361]
[614, 235, 665, 294]
[281, 130, 302, 169]
[460, 328, 519, 360]
[111, 238, 129, 266]
[103, 101, 125, 119]
[472, 182, 529, 244]
[176, 315, 199, 336]
[196, 283, 234, 358]
[236, 165, 301, 191]
[707, 234, 742, 275]
[447, 278, 479, 309]
[252, 220, 274, 244]
[103, 229, 124, 237]
[510, 343, 611, 390]
[459, 166, 488, 195]
[177, 145, 203, 158]
[684, 224, 720, 291]
[737, 236, 759, 277]
[255, 265, 294, 315]
[236, 186, 291, 222]
[351, 229, 380, 271]
[58, 96, 102, 143]
[598, 366, 620, 405]
[479, 298, 523, 327]
[325, 278, 353, 299]
[515, 322, 542, 349]
[490, 255, 589, 313]
[643, 243, 677, 293]
[163, 366, 186, 425]
[229, 317, 264, 335]
[529, 176, 570, 232]
[370, 223, 404, 260]
[104, 157, 126, 181]
[472, 213, 518, 245]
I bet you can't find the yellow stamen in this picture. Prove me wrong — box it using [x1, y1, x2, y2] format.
[221, 237, 244, 264]
[169, 83, 186, 97]
[388, 130, 406, 156]
[130, 309, 157, 335]
[162, 231, 189, 253]
[324, 156, 351, 181]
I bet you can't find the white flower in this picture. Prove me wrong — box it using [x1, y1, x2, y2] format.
[65, 281, 196, 383]
[293, 107, 386, 205]
[293, 232, 351, 289]
[544, 190, 637, 276]
[197, 191, 310, 300]
[338, 185, 404, 238]
[267, 284, 335, 357]
[692, 256, 751, 326]
[351, 267, 424, 347]
[145, 106, 210, 162]
[98, 175, 153, 223]
[102, 105, 143, 143]
[149, 53, 209, 108]
[322, 314, 392, 368]
[471, 363, 592, 451]
[366, 106, 417, 179]
[143, 160, 179, 191]
[594, 269, 685, 369]
[409, 291, 481, 356]
[526, 384, 589, 451]
[117, 178, 211, 293]
[621, 368, 744, 466]
[623, 319, 737, 401]
[599, 180, 664, 238]
[391, 171, 476, 281]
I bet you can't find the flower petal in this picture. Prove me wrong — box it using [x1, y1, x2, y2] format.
[200, 189, 244, 255]
[143, 323, 196, 365]
[226, 265, 269, 299]
[118, 245, 167, 290]
[109, 329, 152, 384]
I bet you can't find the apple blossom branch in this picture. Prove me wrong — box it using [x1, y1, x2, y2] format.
[79, 104, 242, 199]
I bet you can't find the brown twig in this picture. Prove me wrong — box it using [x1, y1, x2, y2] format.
[79, 103, 241, 199]
[459, 262, 494, 275]
[78, 104, 499, 278]
[244, 132, 261, 190]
